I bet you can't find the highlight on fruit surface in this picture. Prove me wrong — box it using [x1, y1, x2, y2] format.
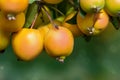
[105, 0, 120, 17]
[80, 0, 105, 13]
[0, 12, 25, 32]
[44, 26, 74, 62]
[77, 9, 109, 36]
[0, 0, 29, 14]
[12, 28, 43, 61]
[43, 0, 63, 4]
[0, 29, 11, 52]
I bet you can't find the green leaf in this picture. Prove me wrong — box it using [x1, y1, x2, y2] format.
[24, 3, 38, 28]
[110, 16, 120, 30]
[29, 0, 36, 4]
[66, 12, 77, 24]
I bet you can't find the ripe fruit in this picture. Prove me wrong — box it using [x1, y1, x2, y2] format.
[38, 25, 50, 39]
[80, 0, 105, 13]
[105, 0, 120, 16]
[34, 6, 51, 28]
[38, 20, 61, 39]
[44, 26, 74, 62]
[62, 11, 82, 37]
[38, 20, 62, 49]
[77, 9, 109, 35]
[0, 12, 25, 32]
[62, 23, 82, 37]
[43, 0, 63, 4]
[12, 28, 43, 61]
[0, 0, 29, 14]
[0, 29, 11, 51]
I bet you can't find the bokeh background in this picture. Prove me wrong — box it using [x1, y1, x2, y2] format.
[0, 21, 120, 80]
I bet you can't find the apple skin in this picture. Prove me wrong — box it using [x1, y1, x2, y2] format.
[12, 28, 44, 61]
[0, 29, 10, 51]
[0, 12, 25, 32]
[77, 9, 109, 36]
[44, 26, 74, 61]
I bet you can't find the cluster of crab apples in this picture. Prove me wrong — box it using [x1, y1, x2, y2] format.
[0, 0, 120, 62]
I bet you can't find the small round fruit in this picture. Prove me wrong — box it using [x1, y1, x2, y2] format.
[0, 12, 25, 32]
[105, 0, 120, 16]
[38, 20, 62, 49]
[44, 26, 74, 62]
[80, 0, 105, 13]
[12, 28, 43, 61]
[93, 10, 109, 35]
[77, 9, 109, 35]
[0, 29, 10, 51]
[38, 20, 61, 39]
[43, 0, 63, 4]
[0, 0, 29, 14]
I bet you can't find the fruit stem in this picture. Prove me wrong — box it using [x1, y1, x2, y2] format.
[68, 0, 79, 11]
[92, 6, 101, 13]
[56, 56, 66, 63]
[49, 6, 65, 17]
[30, 13, 39, 29]
[87, 27, 95, 35]
[42, 5, 59, 29]
[88, 12, 100, 35]
[7, 14, 16, 20]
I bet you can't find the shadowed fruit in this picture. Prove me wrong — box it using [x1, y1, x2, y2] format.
[43, 0, 63, 4]
[38, 25, 49, 40]
[105, 0, 120, 16]
[0, 29, 11, 51]
[80, 0, 105, 13]
[62, 11, 82, 37]
[12, 28, 43, 61]
[0, 0, 29, 14]
[77, 9, 109, 35]
[44, 26, 74, 62]
[0, 12, 25, 32]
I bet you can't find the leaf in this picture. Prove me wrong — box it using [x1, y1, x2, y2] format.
[24, 3, 38, 28]
[66, 12, 77, 24]
[29, 0, 36, 4]
[109, 16, 120, 30]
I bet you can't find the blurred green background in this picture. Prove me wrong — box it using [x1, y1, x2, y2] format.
[0, 22, 120, 80]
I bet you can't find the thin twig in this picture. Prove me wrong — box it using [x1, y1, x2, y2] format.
[49, 6, 65, 17]
[42, 6, 58, 29]
[30, 13, 38, 29]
